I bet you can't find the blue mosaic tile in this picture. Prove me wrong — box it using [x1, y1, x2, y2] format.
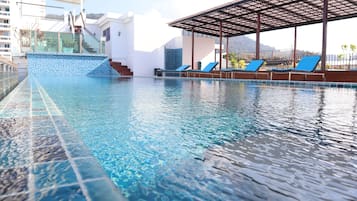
[0, 193, 29, 201]
[0, 118, 31, 139]
[27, 53, 116, 77]
[0, 139, 30, 169]
[66, 143, 92, 158]
[33, 135, 61, 148]
[75, 158, 107, 180]
[0, 167, 28, 195]
[35, 185, 86, 201]
[33, 161, 78, 189]
[85, 179, 126, 201]
[33, 146, 67, 163]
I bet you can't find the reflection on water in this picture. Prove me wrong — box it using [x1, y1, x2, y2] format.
[36, 77, 357, 200]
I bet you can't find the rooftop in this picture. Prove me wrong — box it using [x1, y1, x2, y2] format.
[169, 0, 357, 37]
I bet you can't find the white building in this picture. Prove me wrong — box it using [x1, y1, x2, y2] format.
[9, 1, 216, 76]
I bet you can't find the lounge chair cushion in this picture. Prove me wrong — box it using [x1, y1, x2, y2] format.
[272, 55, 320, 72]
[175, 65, 190, 71]
[244, 59, 265, 72]
[188, 62, 219, 72]
[201, 62, 219, 72]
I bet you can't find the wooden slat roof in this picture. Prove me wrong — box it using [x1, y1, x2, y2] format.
[169, 0, 357, 37]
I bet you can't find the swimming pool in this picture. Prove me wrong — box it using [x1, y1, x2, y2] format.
[2, 76, 357, 200]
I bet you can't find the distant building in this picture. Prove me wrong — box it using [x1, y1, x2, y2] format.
[0, 0, 11, 60]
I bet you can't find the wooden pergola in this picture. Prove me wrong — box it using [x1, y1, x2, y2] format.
[169, 0, 357, 71]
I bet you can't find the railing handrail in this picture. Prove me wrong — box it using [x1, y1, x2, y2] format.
[83, 27, 100, 43]
[0, 56, 17, 69]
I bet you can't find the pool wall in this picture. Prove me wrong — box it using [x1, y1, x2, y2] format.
[27, 53, 120, 77]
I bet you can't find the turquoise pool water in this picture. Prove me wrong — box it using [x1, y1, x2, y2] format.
[35, 77, 357, 200]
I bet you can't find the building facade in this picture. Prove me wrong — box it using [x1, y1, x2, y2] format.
[0, 0, 11, 60]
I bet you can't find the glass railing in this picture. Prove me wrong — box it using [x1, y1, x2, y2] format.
[20, 30, 105, 54]
[0, 61, 25, 101]
[82, 28, 103, 54]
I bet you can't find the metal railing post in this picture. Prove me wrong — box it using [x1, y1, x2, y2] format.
[80, 34, 83, 53]
[57, 32, 61, 52]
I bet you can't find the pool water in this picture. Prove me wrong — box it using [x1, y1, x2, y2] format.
[35, 77, 357, 200]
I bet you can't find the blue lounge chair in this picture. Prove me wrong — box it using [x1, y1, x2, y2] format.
[186, 62, 219, 78]
[222, 59, 267, 79]
[227, 59, 264, 72]
[160, 64, 190, 76]
[272, 55, 321, 72]
[271, 55, 325, 80]
[189, 62, 219, 73]
[174, 64, 191, 71]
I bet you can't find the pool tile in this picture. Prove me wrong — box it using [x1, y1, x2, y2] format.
[35, 185, 86, 201]
[75, 158, 107, 180]
[33, 135, 61, 148]
[33, 161, 78, 189]
[67, 143, 92, 158]
[57, 126, 74, 133]
[0, 118, 30, 139]
[61, 133, 82, 145]
[85, 179, 126, 201]
[31, 120, 53, 128]
[33, 146, 67, 163]
[32, 127, 57, 136]
[0, 167, 28, 195]
[0, 193, 29, 201]
[0, 139, 30, 169]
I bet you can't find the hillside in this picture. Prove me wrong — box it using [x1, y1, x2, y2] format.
[216, 35, 275, 53]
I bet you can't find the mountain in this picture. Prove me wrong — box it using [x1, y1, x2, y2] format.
[216, 35, 275, 53]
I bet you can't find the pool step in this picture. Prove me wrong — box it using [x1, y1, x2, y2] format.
[110, 61, 133, 76]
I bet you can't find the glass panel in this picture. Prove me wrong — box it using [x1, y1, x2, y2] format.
[20, 30, 104, 54]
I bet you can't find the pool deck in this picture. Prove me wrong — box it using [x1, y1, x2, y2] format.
[0, 78, 126, 201]
[179, 70, 357, 83]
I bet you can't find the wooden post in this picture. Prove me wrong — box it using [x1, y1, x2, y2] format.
[256, 13, 261, 60]
[321, 0, 328, 71]
[219, 20, 223, 70]
[226, 37, 229, 68]
[191, 28, 195, 70]
[293, 26, 297, 68]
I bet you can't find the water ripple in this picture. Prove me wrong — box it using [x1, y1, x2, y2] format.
[37, 77, 357, 200]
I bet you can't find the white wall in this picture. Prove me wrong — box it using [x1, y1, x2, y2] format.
[183, 36, 215, 70]
[109, 21, 129, 64]
[129, 14, 181, 76]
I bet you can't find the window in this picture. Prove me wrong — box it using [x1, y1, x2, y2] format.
[102, 27, 110, 42]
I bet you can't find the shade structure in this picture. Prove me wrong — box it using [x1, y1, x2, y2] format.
[55, 0, 82, 4]
[169, 0, 357, 37]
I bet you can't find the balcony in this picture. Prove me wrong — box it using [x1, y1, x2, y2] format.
[0, 0, 9, 8]
[0, 22, 10, 31]
[0, 11, 10, 19]
[0, 35, 10, 43]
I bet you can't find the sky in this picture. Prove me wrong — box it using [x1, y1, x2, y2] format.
[46, 0, 357, 54]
